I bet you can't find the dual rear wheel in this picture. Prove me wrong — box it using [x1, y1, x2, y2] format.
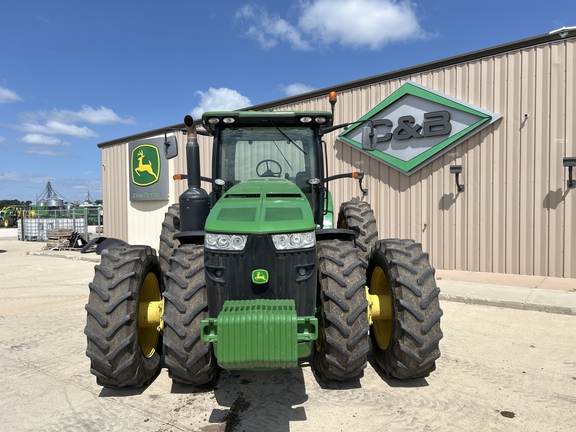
[314, 237, 443, 381]
[329, 200, 443, 380]
[366, 239, 443, 379]
[84, 242, 216, 388]
[84, 245, 163, 387]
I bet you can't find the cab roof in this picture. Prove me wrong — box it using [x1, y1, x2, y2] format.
[201, 110, 333, 133]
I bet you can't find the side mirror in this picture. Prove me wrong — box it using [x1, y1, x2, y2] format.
[164, 135, 178, 159]
[361, 126, 376, 151]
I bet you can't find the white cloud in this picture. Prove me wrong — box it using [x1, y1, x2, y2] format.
[14, 105, 134, 142]
[21, 134, 72, 147]
[24, 147, 69, 157]
[236, 5, 311, 50]
[281, 83, 316, 96]
[0, 136, 5, 142]
[26, 105, 136, 125]
[14, 121, 98, 138]
[236, 0, 427, 51]
[191, 87, 252, 120]
[0, 171, 24, 181]
[56, 106, 135, 125]
[0, 87, 23, 104]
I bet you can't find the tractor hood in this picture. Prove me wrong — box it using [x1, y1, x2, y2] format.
[205, 178, 314, 234]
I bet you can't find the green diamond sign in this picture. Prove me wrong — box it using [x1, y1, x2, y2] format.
[339, 81, 501, 175]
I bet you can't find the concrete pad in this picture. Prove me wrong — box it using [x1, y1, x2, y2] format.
[537, 277, 576, 291]
[436, 269, 546, 288]
[438, 280, 532, 304]
[438, 280, 576, 316]
[526, 289, 576, 314]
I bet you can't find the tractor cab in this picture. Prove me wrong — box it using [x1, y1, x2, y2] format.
[202, 111, 331, 227]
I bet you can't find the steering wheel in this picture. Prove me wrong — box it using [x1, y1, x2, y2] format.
[256, 159, 283, 178]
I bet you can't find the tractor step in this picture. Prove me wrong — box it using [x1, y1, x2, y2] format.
[201, 299, 317, 370]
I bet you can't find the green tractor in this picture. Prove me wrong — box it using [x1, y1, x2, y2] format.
[84, 92, 443, 388]
[0, 206, 20, 228]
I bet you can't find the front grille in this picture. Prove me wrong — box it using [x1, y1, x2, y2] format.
[204, 234, 317, 317]
[226, 194, 261, 198]
[266, 193, 301, 198]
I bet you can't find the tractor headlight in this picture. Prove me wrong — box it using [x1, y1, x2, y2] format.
[205, 233, 248, 251]
[272, 231, 315, 250]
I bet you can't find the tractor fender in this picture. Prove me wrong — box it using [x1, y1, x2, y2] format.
[81, 236, 129, 255]
[173, 230, 205, 245]
[315, 228, 356, 244]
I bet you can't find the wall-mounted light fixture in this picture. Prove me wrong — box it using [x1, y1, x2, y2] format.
[564, 157, 576, 189]
[450, 165, 465, 192]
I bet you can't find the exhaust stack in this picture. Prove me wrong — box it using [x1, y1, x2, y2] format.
[179, 115, 209, 233]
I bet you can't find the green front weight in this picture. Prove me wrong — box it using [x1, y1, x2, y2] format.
[201, 299, 318, 370]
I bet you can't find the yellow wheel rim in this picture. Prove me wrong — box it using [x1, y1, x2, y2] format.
[370, 266, 393, 349]
[139, 272, 161, 358]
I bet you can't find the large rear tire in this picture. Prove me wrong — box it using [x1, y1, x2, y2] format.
[84, 245, 163, 388]
[337, 199, 378, 267]
[163, 244, 217, 386]
[159, 204, 180, 286]
[367, 239, 443, 379]
[314, 239, 369, 381]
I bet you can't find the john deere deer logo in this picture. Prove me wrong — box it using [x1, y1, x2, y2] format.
[252, 269, 269, 284]
[131, 144, 160, 186]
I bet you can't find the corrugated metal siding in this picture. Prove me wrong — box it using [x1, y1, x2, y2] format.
[101, 143, 128, 240]
[271, 38, 575, 277]
[100, 37, 575, 278]
[566, 43, 576, 278]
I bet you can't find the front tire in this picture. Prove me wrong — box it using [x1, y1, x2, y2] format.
[163, 244, 217, 386]
[314, 239, 369, 381]
[367, 239, 443, 379]
[84, 245, 163, 388]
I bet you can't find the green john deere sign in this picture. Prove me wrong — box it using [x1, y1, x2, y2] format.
[128, 138, 169, 201]
[339, 81, 501, 175]
[131, 144, 160, 186]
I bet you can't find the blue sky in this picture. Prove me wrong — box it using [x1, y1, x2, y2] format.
[1, 0, 574, 203]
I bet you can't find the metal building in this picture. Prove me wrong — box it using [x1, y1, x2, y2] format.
[98, 29, 576, 278]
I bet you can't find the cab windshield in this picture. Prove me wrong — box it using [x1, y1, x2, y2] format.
[218, 126, 318, 193]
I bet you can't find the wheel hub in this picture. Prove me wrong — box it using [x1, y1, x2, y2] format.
[138, 272, 163, 358]
[367, 266, 393, 349]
